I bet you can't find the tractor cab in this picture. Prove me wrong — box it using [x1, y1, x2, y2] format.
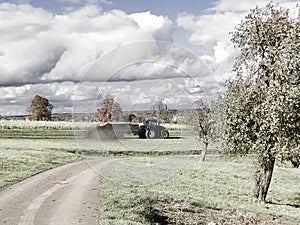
[143, 118, 160, 127]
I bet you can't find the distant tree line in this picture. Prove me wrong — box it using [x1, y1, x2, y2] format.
[97, 98, 178, 123]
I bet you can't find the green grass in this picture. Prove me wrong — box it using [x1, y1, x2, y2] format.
[79, 138, 206, 157]
[0, 120, 91, 139]
[1, 124, 299, 224]
[0, 137, 82, 190]
[0, 129, 80, 139]
[99, 156, 300, 225]
[0, 148, 82, 189]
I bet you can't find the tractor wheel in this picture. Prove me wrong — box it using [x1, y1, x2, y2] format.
[146, 129, 156, 139]
[162, 130, 169, 139]
[139, 130, 146, 138]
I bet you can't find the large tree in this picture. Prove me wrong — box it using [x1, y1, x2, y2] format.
[224, 3, 300, 202]
[98, 98, 123, 122]
[31, 95, 53, 121]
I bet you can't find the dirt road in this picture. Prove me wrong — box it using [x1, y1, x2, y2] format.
[0, 159, 114, 225]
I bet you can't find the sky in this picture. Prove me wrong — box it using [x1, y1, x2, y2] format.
[0, 0, 298, 116]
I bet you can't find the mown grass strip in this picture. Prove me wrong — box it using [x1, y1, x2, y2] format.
[0, 129, 87, 139]
[82, 149, 204, 157]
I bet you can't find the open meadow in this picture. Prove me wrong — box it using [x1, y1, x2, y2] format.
[99, 156, 300, 224]
[0, 120, 299, 224]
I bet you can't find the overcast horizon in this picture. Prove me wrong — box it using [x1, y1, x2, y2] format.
[0, 0, 298, 116]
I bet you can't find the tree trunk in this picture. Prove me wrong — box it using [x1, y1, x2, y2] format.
[200, 136, 208, 162]
[290, 155, 300, 168]
[253, 156, 275, 202]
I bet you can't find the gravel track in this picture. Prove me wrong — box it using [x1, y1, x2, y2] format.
[0, 159, 113, 225]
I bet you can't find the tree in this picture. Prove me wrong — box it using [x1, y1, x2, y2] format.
[98, 98, 122, 122]
[224, 3, 300, 202]
[30, 95, 53, 121]
[193, 100, 211, 162]
[152, 99, 170, 122]
[192, 98, 225, 162]
[128, 113, 137, 122]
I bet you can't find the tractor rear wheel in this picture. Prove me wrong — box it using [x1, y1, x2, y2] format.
[139, 130, 146, 138]
[146, 130, 156, 139]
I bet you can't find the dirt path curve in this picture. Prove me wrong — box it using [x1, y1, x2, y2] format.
[0, 159, 114, 225]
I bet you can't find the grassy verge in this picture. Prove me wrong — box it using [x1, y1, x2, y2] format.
[0, 138, 82, 190]
[99, 156, 300, 225]
[80, 138, 203, 157]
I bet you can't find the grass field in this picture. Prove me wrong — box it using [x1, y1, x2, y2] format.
[0, 120, 299, 224]
[0, 138, 82, 190]
[99, 156, 300, 224]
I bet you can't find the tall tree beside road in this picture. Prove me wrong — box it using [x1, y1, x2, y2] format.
[224, 3, 300, 202]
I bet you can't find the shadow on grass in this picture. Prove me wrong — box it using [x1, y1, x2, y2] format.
[266, 200, 300, 208]
[141, 197, 170, 225]
[140, 196, 207, 225]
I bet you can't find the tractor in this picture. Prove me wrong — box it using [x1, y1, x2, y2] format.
[87, 118, 169, 139]
[138, 118, 169, 139]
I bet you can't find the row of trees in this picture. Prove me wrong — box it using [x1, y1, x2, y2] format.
[28, 96, 175, 122]
[97, 98, 175, 123]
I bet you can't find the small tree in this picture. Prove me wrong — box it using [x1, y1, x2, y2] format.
[98, 98, 122, 122]
[224, 3, 300, 202]
[193, 100, 211, 162]
[30, 95, 53, 121]
[128, 113, 137, 122]
[152, 99, 170, 122]
[182, 98, 222, 162]
[190, 97, 225, 162]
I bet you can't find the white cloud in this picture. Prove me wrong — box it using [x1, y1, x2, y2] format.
[0, 2, 223, 115]
[210, 0, 299, 12]
[3, 2, 274, 115]
[177, 12, 242, 46]
[177, 11, 242, 80]
[209, 0, 265, 12]
[83, 41, 214, 84]
[177, 0, 298, 82]
[0, 82, 79, 115]
[129, 11, 174, 41]
[0, 3, 173, 86]
[213, 40, 236, 64]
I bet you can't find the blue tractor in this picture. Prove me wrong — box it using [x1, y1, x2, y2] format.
[138, 118, 169, 139]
